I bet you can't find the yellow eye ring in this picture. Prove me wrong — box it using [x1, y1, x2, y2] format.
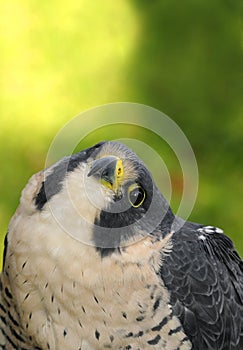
[128, 184, 145, 208]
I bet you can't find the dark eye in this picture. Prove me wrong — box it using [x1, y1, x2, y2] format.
[128, 184, 145, 208]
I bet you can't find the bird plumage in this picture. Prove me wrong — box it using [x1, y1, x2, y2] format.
[0, 141, 242, 350]
[161, 223, 243, 350]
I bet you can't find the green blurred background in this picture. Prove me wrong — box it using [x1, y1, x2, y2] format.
[0, 0, 242, 262]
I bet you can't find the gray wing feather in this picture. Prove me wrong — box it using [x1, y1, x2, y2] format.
[160, 223, 243, 350]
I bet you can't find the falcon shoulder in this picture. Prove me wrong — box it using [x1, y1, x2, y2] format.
[160, 222, 243, 350]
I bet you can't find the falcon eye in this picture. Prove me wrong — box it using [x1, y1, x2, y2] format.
[128, 184, 145, 208]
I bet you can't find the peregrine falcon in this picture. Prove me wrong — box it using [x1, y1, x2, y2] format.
[0, 141, 242, 350]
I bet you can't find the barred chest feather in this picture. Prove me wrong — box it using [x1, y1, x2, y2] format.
[2, 222, 191, 350]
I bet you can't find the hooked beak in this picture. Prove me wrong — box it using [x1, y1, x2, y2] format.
[87, 156, 124, 192]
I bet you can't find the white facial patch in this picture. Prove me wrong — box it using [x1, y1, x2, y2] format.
[44, 162, 113, 246]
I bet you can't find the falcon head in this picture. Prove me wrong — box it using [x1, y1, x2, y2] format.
[21, 141, 174, 254]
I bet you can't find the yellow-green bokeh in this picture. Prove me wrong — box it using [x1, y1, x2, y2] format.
[0, 0, 242, 263]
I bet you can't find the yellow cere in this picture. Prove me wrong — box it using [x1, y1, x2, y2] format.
[98, 157, 124, 193]
[116, 159, 124, 179]
[112, 159, 124, 193]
